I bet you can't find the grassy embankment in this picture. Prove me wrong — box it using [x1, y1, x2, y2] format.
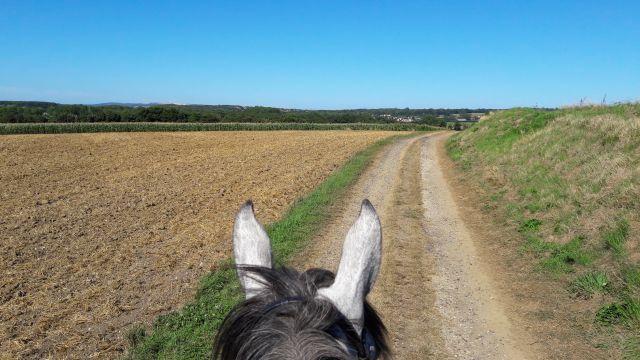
[447, 104, 640, 358]
[0, 122, 438, 135]
[125, 133, 417, 359]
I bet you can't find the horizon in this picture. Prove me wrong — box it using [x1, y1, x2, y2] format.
[2, 1, 639, 108]
[1, 99, 506, 111]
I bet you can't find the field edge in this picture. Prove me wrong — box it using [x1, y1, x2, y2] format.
[124, 133, 417, 359]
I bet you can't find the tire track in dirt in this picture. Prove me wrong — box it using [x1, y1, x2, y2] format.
[297, 133, 448, 359]
[298, 133, 540, 359]
[421, 133, 536, 359]
[370, 136, 448, 359]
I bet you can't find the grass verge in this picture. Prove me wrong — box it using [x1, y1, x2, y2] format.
[447, 103, 640, 357]
[0, 122, 439, 135]
[125, 133, 416, 359]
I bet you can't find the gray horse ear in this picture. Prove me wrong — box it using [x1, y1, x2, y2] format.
[233, 200, 273, 299]
[318, 199, 382, 334]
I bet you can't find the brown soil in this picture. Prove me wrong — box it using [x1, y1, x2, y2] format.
[0, 131, 396, 359]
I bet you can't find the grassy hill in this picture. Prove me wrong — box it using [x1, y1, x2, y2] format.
[448, 104, 640, 358]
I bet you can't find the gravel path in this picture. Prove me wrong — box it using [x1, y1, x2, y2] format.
[297, 135, 414, 271]
[421, 134, 532, 359]
[297, 132, 538, 359]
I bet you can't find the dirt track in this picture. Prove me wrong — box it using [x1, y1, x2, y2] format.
[300, 133, 541, 359]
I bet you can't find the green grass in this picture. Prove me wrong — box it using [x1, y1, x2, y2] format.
[604, 218, 630, 256]
[569, 271, 609, 298]
[125, 133, 413, 359]
[523, 233, 593, 274]
[471, 108, 559, 156]
[518, 218, 543, 233]
[0, 122, 439, 135]
[595, 297, 640, 327]
[538, 236, 593, 273]
[623, 336, 640, 360]
[126, 263, 243, 359]
[447, 103, 640, 354]
[622, 266, 640, 290]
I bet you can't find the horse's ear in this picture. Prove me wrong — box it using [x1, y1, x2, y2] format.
[318, 199, 382, 334]
[233, 200, 273, 299]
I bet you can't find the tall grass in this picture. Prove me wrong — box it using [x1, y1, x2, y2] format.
[604, 219, 631, 256]
[447, 103, 640, 355]
[0, 122, 439, 135]
[125, 134, 413, 359]
[570, 271, 609, 298]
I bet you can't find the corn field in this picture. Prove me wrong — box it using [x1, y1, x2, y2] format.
[0, 122, 440, 135]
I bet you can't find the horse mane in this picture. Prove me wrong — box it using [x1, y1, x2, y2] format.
[212, 265, 390, 360]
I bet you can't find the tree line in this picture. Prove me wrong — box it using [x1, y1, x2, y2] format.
[0, 101, 493, 124]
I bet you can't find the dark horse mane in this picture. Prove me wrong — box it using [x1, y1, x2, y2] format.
[213, 265, 390, 360]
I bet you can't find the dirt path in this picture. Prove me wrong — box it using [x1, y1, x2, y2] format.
[298, 132, 540, 359]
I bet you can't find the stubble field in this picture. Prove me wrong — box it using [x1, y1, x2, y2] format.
[0, 130, 396, 359]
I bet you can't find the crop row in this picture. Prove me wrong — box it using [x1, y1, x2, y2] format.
[0, 122, 439, 135]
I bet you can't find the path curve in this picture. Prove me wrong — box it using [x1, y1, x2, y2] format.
[297, 132, 539, 359]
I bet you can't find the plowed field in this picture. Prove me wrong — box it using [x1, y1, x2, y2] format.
[0, 131, 396, 359]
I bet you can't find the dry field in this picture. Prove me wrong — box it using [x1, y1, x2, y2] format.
[0, 130, 396, 359]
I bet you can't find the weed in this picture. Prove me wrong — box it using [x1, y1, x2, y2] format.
[604, 218, 630, 256]
[539, 236, 593, 273]
[570, 271, 609, 298]
[595, 297, 640, 327]
[518, 218, 543, 233]
[622, 266, 640, 290]
[490, 190, 506, 202]
[524, 235, 555, 254]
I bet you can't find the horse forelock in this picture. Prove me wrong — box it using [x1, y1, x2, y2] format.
[212, 266, 389, 360]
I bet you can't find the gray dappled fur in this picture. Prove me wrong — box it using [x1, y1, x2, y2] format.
[212, 266, 390, 360]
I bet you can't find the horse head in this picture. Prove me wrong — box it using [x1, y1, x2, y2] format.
[213, 200, 389, 359]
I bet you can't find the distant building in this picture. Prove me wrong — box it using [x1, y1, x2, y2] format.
[377, 114, 416, 122]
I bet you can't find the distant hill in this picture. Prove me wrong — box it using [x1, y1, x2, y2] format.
[92, 103, 251, 110]
[91, 102, 162, 107]
[0, 101, 58, 107]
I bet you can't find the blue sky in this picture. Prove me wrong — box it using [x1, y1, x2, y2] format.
[1, 1, 639, 109]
